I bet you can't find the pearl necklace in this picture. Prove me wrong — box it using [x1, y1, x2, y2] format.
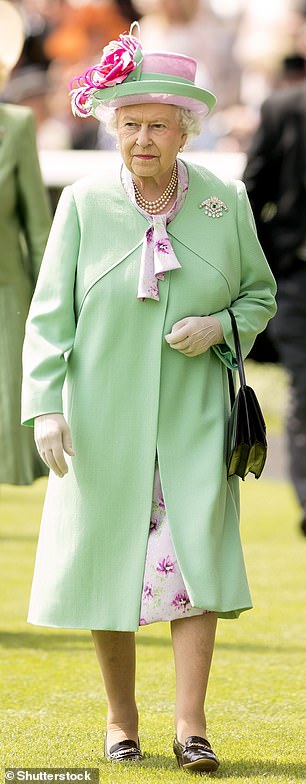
[133, 162, 178, 214]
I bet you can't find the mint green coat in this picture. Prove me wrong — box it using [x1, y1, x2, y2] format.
[0, 104, 51, 485]
[22, 161, 276, 630]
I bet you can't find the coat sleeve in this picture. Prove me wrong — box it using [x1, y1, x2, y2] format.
[212, 179, 277, 368]
[17, 109, 52, 284]
[22, 186, 79, 426]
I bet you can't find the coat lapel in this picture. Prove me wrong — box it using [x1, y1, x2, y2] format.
[168, 161, 234, 283]
[74, 166, 148, 314]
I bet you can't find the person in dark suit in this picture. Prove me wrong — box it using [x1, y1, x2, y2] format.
[244, 76, 306, 536]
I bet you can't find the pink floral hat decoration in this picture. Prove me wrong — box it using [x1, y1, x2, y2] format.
[70, 22, 216, 119]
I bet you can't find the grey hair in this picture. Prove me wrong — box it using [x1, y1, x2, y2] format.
[96, 104, 204, 144]
[176, 107, 203, 142]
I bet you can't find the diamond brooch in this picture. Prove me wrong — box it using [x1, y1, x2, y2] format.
[199, 196, 228, 218]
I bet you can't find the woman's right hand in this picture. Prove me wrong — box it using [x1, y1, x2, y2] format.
[34, 413, 75, 478]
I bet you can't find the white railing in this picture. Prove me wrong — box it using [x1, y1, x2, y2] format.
[39, 150, 246, 187]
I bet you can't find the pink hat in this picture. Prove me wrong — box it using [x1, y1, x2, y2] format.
[70, 25, 216, 119]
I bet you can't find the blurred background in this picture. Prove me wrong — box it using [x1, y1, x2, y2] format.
[1, 0, 306, 157]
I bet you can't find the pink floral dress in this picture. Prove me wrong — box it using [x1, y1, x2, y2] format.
[140, 463, 209, 625]
[121, 161, 208, 625]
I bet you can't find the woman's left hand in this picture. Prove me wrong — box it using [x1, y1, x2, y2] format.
[165, 316, 224, 357]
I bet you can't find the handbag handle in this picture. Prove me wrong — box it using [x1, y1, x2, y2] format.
[228, 310, 247, 387]
[227, 310, 246, 407]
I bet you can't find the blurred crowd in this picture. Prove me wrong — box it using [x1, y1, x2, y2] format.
[1, 0, 306, 152]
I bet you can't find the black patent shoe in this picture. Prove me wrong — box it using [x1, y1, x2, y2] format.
[104, 734, 143, 762]
[173, 735, 219, 772]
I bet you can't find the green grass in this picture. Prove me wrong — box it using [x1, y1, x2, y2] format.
[245, 361, 289, 434]
[244, 361, 290, 437]
[0, 474, 305, 783]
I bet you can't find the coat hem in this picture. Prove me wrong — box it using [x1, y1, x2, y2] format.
[27, 602, 252, 631]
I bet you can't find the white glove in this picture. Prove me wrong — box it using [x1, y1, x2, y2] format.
[165, 315, 223, 357]
[34, 413, 75, 478]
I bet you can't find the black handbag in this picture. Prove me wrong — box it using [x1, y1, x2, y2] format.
[227, 310, 267, 480]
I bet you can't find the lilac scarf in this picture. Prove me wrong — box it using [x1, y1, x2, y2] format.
[121, 159, 188, 301]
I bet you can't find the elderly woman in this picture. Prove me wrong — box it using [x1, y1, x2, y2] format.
[22, 26, 276, 773]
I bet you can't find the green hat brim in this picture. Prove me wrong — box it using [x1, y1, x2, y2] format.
[91, 73, 217, 118]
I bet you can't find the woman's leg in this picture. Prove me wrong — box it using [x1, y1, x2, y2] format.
[171, 612, 217, 743]
[91, 630, 138, 749]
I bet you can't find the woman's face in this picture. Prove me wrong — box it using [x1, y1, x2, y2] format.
[116, 103, 187, 180]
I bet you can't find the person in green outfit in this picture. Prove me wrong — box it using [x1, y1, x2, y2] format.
[0, 0, 51, 484]
[22, 24, 276, 772]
